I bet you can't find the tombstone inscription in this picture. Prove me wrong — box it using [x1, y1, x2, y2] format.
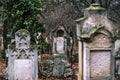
[6, 29, 38, 80]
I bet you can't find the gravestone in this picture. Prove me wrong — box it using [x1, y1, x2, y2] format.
[52, 25, 70, 54]
[51, 25, 73, 79]
[52, 54, 65, 77]
[52, 25, 73, 59]
[56, 37, 66, 54]
[52, 54, 72, 78]
[76, 3, 115, 80]
[6, 29, 38, 80]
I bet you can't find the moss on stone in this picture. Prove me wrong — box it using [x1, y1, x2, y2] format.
[111, 30, 120, 42]
[115, 48, 120, 57]
[16, 29, 30, 35]
[75, 17, 87, 23]
[52, 54, 67, 59]
[81, 24, 104, 38]
[85, 3, 105, 11]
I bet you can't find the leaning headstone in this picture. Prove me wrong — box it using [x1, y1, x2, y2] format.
[6, 29, 38, 80]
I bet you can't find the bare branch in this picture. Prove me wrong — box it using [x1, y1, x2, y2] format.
[107, 0, 114, 8]
[79, 0, 90, 7]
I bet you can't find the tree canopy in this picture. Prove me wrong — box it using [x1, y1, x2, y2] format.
[1, 0, 120, 50]
[4, 0, 46, 34]
[1, 0, 47, 49]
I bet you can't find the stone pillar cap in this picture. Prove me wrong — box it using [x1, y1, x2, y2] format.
[15, 29, 30, 36]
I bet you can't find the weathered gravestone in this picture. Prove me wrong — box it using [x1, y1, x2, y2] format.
[6, 29, 38, 80]
[76, 3, 116, 80]
[46, 25, 73, 79]
[52, 25, 73, 60]
[52, 54, 72, 78]
[39, 25, 73, 79]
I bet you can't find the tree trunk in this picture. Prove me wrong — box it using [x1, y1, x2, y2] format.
[2, 19, 8, 52]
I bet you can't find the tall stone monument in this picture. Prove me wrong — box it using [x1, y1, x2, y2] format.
[6, 29, 38, 80]
[76, 3, 117, 80]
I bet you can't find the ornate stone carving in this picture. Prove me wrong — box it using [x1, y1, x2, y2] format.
[6, 29, 38, 80]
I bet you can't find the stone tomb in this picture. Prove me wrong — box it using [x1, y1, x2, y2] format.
[6, 29, 38, 80]
[76, 3, 115, 80]
[83, 34, 112, 80]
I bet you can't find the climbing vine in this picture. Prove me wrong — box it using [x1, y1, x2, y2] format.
[2, 0, 47, 49]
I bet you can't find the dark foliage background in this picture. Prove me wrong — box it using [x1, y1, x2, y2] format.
[39, 0, 120, 36]
[0, 0, 120, 50]
[1, 0, 120, 40]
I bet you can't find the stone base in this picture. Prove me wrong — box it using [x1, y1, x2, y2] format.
[91, 77, 110, 80]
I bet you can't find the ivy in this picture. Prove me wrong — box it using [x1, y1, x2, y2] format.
[3, 0, 46, 32]
[1, 0, 47, 49]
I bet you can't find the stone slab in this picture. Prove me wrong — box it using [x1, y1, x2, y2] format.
[56, 37, 65, 53]
[14, 59, 33, 80]
[90, 50, 111, 80]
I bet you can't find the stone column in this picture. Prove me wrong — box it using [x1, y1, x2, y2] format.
[53, 37, 56, 53]
[76, 24, 83, 80]
[78, 41, 83, 80]
[83, 42, 89, 80]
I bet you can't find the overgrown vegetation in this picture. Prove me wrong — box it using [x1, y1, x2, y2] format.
[1, 0, 47, 50]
